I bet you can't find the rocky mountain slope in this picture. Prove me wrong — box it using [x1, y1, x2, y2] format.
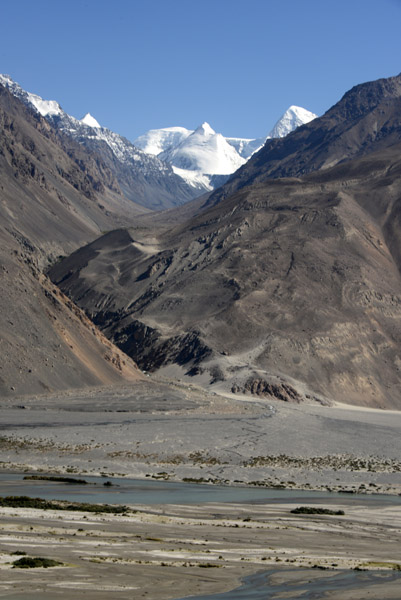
[0, 84, 142, 396]
[0, 75, 198, 210]
[50, 73, 401, 409]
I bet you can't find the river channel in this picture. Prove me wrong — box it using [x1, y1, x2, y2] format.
[176, 568, 401, 599]
[1, 472, 401, 506]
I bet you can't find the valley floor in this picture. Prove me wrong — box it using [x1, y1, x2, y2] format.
[1, 379, 401, 598]
[1, 378, 401, 494]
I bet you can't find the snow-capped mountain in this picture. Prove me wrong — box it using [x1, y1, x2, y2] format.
[0, 74, 63, 118]
[160, 122, 246, 173]
[268, 105, 317, 139]
[0, 75, 198, 210]
[161, 122, 248, 191]
[134, 106, 317, 191]
[1, 74, 318, 201]
[135, 122, 248, 191]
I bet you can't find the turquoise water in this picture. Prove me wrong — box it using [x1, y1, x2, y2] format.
[1, 472, 400, 506]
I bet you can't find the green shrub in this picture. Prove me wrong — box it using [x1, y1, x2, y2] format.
[23, 475, 88, 484]
[12, 557, 63, 569]
[0, 496, 127, 514]
[290, 506, 345, 516]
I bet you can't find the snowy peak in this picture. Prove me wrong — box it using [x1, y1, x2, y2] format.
[0, 74, 149, 166]
[194, 121, 215, 137]
[80, 112, 101, 128]
[268, 105, 317, 138]
[160, 122, 245, 175]
[0, 74, 14, 87]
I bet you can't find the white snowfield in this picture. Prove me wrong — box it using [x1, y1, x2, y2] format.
[134, 126, 192, 156]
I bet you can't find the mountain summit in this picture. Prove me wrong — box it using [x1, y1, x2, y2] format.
[80, 112, 101, 128]
[268, 105, 317, 138]
[160, 122, 246, 174]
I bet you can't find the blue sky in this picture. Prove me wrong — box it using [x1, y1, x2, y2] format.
[2, 0, 401, 140]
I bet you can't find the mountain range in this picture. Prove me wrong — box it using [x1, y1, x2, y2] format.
[0, 75, 317, 200]
[134, 106, 317, 192]
[49, 72, 401, 409]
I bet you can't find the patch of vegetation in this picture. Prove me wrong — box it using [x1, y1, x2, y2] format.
[23, 475, 88, 484]
[243, 453, 401, 473]
[11, 551, 27, 556]
[12, 556, 63, 569]
[360, 561, 401, 570]
[198, 563, 221, 568]
[290, 506, 345, 516]
[150, 472, 170, 480]
[0, 496, 128, 514]
[182, 476, 222, 484]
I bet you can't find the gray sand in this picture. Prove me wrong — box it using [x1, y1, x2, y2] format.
[1, 379, 401, 494]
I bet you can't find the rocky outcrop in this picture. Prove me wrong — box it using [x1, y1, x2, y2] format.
[232, 379, 303, 402]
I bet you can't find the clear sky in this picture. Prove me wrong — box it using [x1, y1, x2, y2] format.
[2, 0, 401, 141]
